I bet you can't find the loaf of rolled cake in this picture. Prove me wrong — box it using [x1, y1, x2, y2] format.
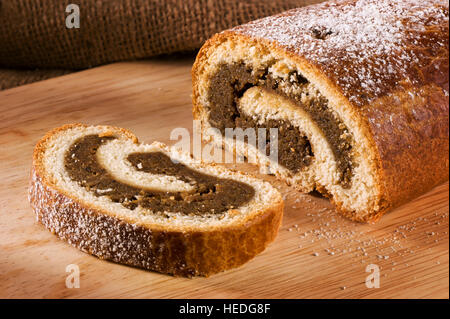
[29, 124, 283, 276]
[192, 0, 449, 222]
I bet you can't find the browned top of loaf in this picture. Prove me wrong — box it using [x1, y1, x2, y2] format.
[231, 0, 449, 108]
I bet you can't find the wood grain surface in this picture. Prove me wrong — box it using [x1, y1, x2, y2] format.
[0, 57, 448, 299]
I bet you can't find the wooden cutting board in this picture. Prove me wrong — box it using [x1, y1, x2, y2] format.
[0, 57, 448, 299]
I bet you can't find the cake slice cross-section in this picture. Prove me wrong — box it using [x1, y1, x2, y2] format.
[29, 124, 283, 276]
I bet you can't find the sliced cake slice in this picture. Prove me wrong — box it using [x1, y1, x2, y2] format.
[29, 124, 283, 277]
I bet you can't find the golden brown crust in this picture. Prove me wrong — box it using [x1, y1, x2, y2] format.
[358, 86, 449, 221]
[29, 124, 284, 277]
[192, 0, 449, 222]
[231, 0, 449, 107]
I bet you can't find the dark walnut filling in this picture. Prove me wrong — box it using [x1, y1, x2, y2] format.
[64, 135, 255, 216]
[207, 62, 353, 188]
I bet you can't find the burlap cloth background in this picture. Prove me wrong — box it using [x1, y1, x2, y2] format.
[0, 0, 322, 90]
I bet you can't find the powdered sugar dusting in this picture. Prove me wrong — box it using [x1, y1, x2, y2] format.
[233, 0, 449, 106]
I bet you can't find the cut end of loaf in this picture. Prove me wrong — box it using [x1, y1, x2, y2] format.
[29, 124, 283, 276]
[192, 34, 385, 222]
